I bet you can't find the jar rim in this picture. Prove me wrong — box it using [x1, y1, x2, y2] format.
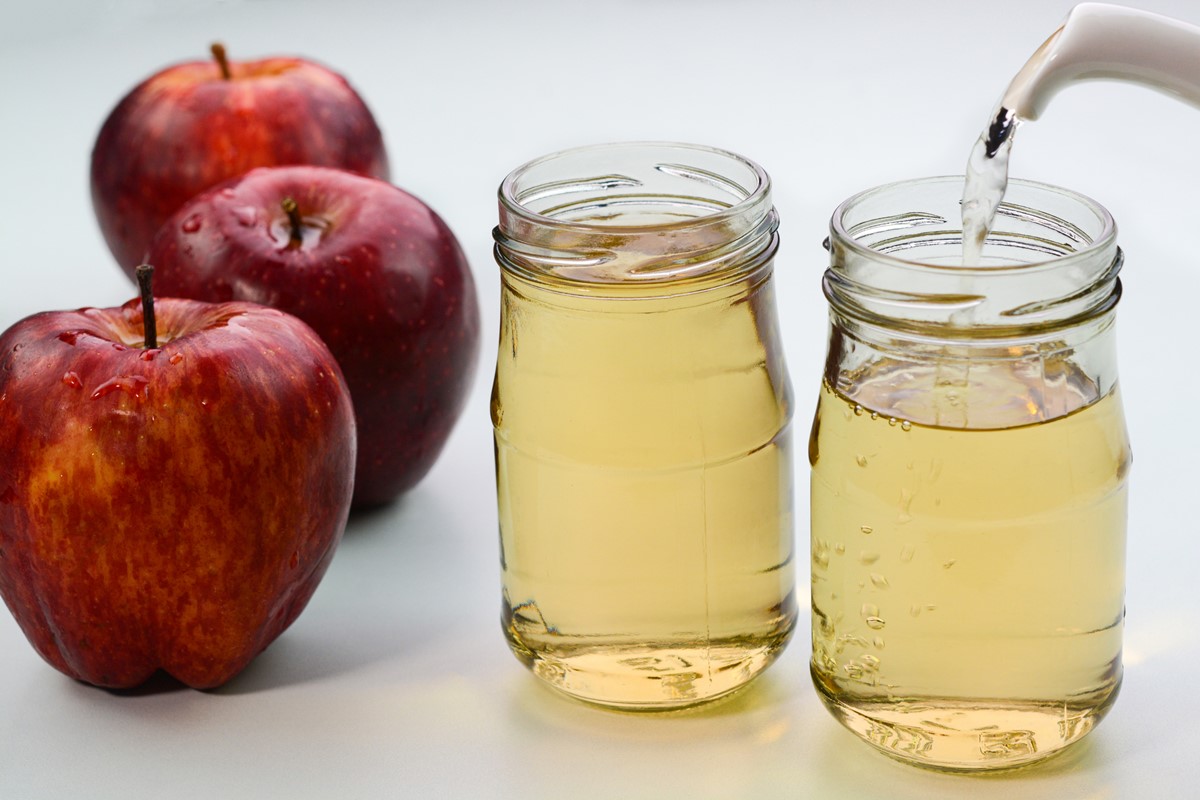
[498, 140, 771, 235]
[494, 141, 779, 293]
[825, 175, 1122, 336]
[830, 175, 1117, 274]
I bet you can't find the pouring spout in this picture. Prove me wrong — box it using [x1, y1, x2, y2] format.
[1000, 2, 1200, 122]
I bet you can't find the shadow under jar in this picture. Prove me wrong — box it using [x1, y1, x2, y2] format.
[810, 176, 1130, 770]
[492, 142, 796, 710]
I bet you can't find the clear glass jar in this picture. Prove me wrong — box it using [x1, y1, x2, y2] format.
[492, 142, 796, 709]
[809, 176, 1130, 770]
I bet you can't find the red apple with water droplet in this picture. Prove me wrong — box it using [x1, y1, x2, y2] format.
[0, 271, 356, 688]
[147, 165, 480, 507]
[91, 43, 389, 275]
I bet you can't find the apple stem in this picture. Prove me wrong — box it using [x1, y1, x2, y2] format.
[211, 42, 232, 80]
[135, 265, 158, 349]
[281, 198, 304, 249]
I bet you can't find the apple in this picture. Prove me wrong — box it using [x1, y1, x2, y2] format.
[91, 43, 389, 276]
[0, 268, 356, 689]
[147, 165, 480, 507]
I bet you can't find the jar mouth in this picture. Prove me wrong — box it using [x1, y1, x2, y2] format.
[826, 176, 1121, 336]
[831, 175, 1117, 274]
[499, 141, 770, 234]
[495, 141, 778, 291]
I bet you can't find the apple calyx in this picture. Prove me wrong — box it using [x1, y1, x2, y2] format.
[210, 42, 232, 80]
[135, 264, 158, 349]
[281, 198, 304, 249]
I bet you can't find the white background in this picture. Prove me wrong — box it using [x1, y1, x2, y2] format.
[2, 0, 1198, 797]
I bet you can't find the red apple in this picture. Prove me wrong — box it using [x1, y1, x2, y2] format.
[147, 165, 479, 507]
[91, 44, 389, 276]
[0, 274, 356, 689]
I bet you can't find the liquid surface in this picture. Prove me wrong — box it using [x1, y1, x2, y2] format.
[810, 359, 1129, 769]
[494, 277, 796, 709]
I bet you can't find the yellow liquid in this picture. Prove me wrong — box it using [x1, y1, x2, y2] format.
[809, 361, 1129, 770]
[493, 273, 796, 709]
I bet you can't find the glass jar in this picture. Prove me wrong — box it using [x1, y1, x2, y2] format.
[809, 176, 1130, 770]
[492, 142, 796, 710]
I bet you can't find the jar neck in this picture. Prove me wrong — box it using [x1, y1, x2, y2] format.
[494, 142, 779, 299]
[823, 309, 1121, 429]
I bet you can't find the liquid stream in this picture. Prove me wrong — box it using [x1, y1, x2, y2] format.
[960, 108, 1017, 267]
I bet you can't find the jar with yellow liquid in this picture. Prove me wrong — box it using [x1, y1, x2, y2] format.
[492, 142, 796, 710]
[810, 177, 1130, 770]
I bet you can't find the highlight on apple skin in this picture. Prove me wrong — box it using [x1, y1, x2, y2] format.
[0, 293, 356, 689]
[147, 165, 481, 507]
[90, 44, 390, 276]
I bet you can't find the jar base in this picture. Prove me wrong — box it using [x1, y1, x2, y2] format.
[811, 663, 1121, 772]
[508, 632, 792, 711]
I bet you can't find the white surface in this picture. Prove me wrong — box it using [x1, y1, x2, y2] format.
[2, 1, 1199, 797]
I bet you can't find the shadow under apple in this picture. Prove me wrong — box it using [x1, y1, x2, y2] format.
[213, 486, 483, 695]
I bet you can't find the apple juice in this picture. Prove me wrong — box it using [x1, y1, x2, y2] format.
[494, 271, 795, 708]
[492, 143, 795, 709]
[810, 358, 1129, 770]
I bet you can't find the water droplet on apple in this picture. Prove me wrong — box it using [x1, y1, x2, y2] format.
[169, 353, 184, 365]
[112, 343, 127, 352]
[90, 375, 149, 401]
[233, 206, 258, 227]
[61, 371, 82, 389]
[289, 551, 299, 569]
[57, 331, 78, 346]
[140, 348, 161, 362]
[181, 214, 203, 234]
[220, 188, 236, 199]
